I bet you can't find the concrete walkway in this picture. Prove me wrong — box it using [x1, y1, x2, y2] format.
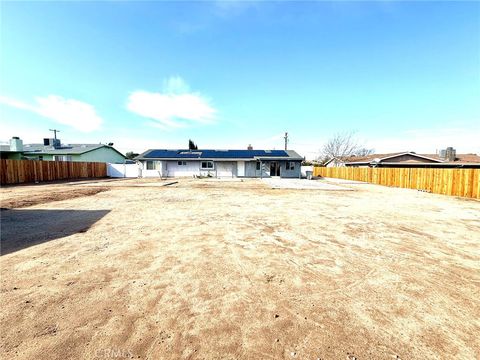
[320, 177, 367, 185]
[262, 178, 353, 190]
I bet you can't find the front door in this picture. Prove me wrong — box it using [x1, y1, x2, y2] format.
[270, 162, 280, 176]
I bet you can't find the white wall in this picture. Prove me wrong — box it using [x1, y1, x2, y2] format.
[301, 166, 313, 177]
[107, 163, 139, 178]
[216, 162, 236, 177]
[165, 161, 201, 177]
[237, 161, 245, 177]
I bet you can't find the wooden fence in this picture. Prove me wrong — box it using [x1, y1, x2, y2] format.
[313, 167, 480, 199]
[0, 159, 107, 185]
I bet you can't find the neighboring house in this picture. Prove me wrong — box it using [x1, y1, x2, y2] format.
[324, 148, 480, 168]
[0, 137, 23, 160]
[135, 149, 304, 178]
[0, 137, 126, 163]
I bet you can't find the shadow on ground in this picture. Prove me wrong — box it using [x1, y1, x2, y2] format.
[0, 209, 110, 255]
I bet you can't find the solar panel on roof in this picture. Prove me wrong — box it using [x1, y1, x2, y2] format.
[143, 149, 290, 159]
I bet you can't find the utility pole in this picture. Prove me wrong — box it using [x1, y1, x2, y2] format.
[284, 132, 289, 150]
[49, 129, 60, 140]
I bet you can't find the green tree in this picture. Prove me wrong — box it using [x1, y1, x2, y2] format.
[188, 139, 198, 150]
[125, 151, 139, 160]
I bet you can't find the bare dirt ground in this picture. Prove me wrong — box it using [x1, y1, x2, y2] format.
[1, 178, 479, 359]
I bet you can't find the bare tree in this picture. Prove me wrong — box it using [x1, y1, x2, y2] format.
[355, 147, 374, 157]
[319, 131, 373, 165]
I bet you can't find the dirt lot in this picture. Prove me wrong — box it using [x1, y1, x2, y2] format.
[1, 178, 479, 359]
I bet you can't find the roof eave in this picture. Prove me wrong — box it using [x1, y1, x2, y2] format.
[137, 157, 302, 161]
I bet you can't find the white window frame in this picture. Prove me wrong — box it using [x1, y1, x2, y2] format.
[200, 161, 214, 170]
[286, 161, 295, 170]
[177, 161, 187, 166]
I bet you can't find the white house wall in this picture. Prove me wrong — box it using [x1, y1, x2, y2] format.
[165, 160, 201, 177]
[140, 160, 164, 177]
[245, 161, 269, 177]
[216, 162, 237, 177]
[139, 159, 301, 178]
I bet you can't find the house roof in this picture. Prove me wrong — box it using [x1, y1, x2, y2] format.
[1, 143, 125, 157]
[135, 149, 304, 161]
[0, 145, 21, 153]
[337, 152, 480, 164]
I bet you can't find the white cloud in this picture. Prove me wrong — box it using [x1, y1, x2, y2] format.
[0, 96, 35, 111]
[127, 77, 216, 129]
[0, 95, 102, 132]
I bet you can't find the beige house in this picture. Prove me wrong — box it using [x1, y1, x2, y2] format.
[325, 149, 480, 169]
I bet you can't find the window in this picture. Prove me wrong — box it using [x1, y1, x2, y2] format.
[53, 155, 72, 162]
[286, 161, 295, 170]
[177, 161, 187, 166]
[256, 161, 261, 170]
[201, 161, 214, 169]
[146, 161, 160, 170]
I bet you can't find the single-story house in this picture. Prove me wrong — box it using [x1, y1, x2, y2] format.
[135, 149, 304, 178]
[324, 149, 480, 169]
[0, 137, 126, 163]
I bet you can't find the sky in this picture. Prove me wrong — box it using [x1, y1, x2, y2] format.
[0, 1, 479, 159]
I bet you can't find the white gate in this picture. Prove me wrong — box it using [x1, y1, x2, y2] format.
[107, 163, 139, 178]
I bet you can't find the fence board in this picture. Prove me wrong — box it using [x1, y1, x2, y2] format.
[0, 159, 107, 185]
[313, 166, 480, 199]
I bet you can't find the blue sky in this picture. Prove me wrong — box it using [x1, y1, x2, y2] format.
[1, 1, 479, 158]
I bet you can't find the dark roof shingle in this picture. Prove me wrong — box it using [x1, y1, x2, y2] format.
[136, 149, 303, 160]
[343, 152, 480, 164]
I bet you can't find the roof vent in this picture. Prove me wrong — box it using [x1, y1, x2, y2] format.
[445, 147, 456, 161]
[439, 147, 456, 161]
[43, 138, 61, 148]
[179, 151, 201, 155]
